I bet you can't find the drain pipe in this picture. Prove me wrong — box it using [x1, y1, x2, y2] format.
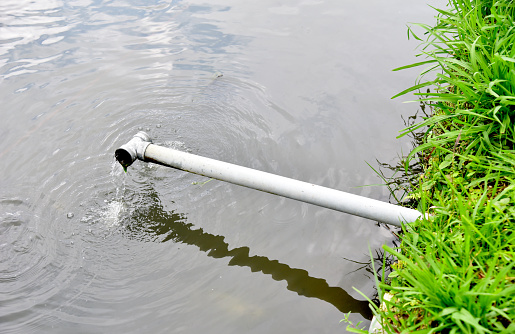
[115, 132, 423, 226]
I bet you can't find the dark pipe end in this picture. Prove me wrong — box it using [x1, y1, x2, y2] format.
[115, 148, 135, 169]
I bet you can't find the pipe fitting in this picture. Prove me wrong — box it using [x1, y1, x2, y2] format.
[115, 131, 152, 169]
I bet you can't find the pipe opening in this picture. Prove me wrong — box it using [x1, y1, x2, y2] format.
[115, 148, 134, 170]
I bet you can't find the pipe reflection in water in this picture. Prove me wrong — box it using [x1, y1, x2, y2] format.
[121, 188, 372, 319]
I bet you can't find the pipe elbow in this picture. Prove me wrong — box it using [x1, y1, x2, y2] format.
[115, 131, 152, 169]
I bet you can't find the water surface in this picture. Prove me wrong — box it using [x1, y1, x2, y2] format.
[0, 1, 438, 333]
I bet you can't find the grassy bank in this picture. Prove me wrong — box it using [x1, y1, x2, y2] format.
[346, 1, 515, 333]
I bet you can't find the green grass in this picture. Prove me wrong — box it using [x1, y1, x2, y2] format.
[377, 180, 515, 333]
[343, 1, 515, 333]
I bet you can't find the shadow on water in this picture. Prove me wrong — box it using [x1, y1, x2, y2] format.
[121, 187, 373, 320]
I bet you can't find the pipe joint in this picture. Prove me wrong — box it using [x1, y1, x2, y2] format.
[115, 131, 152, 169]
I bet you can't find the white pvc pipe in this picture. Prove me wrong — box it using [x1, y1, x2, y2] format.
[139, 144, 422, 226]
[115, 132, 423, 226]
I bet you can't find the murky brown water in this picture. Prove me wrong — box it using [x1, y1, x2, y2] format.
[0, 1, 438, 333]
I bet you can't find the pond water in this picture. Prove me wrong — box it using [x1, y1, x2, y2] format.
[0, 1, 438, 333]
